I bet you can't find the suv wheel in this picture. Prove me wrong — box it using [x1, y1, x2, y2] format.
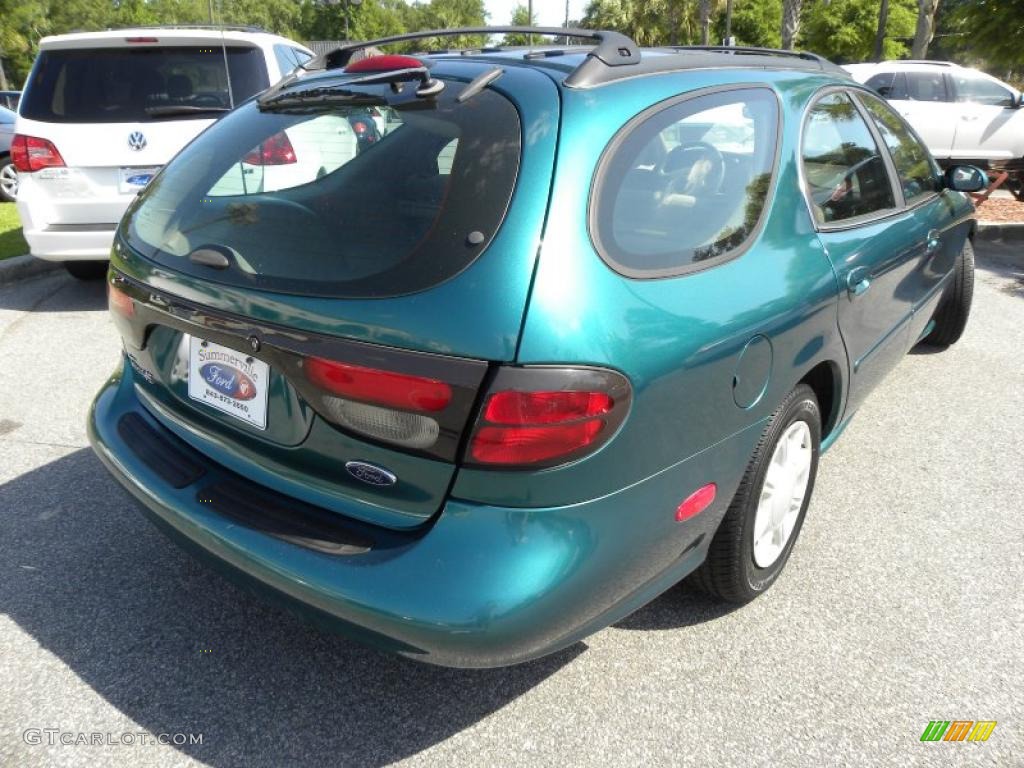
[924, 239, 974, 347]
[64, 261, 108, 281]
[0, 157, 17, 202]
[693, 384, 821, 603]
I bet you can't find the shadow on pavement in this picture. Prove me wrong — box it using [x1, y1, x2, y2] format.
[0, 449, 579, 766]
[0, 273, 106, 313]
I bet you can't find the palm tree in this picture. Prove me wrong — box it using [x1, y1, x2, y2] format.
[781, 0, 803, 50]
[911, 0, 940, 58]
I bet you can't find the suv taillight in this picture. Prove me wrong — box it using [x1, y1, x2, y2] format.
[467, 367, 631, 468]
[242, 131, 297, 165]
[10, 134, 66, 172]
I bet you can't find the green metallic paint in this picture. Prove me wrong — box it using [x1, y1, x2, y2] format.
[88, 58, 978, 666]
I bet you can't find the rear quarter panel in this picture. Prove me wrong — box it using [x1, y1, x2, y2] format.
[453, 70, 848, 508]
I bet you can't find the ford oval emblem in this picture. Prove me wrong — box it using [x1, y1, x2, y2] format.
[345, 461, 397, 487]
[128, 131, 147, 151]
[199, 362, 257, 401]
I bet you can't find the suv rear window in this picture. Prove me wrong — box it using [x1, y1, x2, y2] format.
[123, 79, 521, 298]
[21, 46, 269, 123]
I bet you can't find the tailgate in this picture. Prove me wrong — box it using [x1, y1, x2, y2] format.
[107, 62, 560, 530]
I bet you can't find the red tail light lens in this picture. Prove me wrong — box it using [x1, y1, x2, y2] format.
[467, 369, 631, 468]
[471, 421, 604, 465]
[484, 391, 613, 425]
[10, 134, 66, 172]
[108, 283, 134, 317]
[242, 132, 297, 165]
[305, 358, 452, 413]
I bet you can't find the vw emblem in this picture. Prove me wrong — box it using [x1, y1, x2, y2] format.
[345, 461, 397, 487]
[127, 131, 147, 152]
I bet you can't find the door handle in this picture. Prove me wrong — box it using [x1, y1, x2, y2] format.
[846, 267, 871, 297]
[925, 229, 941, 255]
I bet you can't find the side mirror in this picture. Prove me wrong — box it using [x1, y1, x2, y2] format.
[944, 165, 988, 193]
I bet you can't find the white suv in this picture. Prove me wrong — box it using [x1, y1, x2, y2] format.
[12, 27, 315, 278]
[844, 61, 1024, 167]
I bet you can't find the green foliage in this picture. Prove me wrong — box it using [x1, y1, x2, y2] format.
[944, 0, 1024, 70]
[723, 0, 782, 48]
[800, 0, 915, 62]
[502, 5, 536, 46]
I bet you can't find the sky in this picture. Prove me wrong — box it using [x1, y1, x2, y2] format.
[483, 0, 590, 27]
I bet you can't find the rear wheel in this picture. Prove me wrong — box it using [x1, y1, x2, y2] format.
[63, 261, 108, 280]
[0, 157, 17, 202]
[924, 239, 974, 347]
[693, 384, 821, 603]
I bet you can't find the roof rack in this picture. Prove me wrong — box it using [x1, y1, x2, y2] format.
[664, 45, 829, 65]
[304, 27, 640, 88]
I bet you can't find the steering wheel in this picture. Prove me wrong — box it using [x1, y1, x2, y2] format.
[660, 141, 726, 197]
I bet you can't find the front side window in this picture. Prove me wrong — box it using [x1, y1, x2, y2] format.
[124, 80, 521, 298]
[866, 72, 908, 100]
[953, 74, 1016, 107]
[802, 92, 895, 225]
[903, 71, 949, 102]
[857, 93, 942, 204]
[590, 87, 779, 276]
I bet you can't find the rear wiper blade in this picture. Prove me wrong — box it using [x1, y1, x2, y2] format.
[258, 67, 444, 110]
[145, 105, 230, 117]
[259, 86, 386, 111]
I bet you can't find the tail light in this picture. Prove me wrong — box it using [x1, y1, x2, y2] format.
[303, 357, 454, 450]
[10, 134, 66, 172]
[467, 367, 631, 468]
[108, 283, 134, 318]
[242, 131, 296, 165]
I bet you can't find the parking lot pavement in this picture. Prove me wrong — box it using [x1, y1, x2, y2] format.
[1, 244, 1021, 768]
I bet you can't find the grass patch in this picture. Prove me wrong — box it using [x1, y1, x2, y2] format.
[0, 202, 29, 261]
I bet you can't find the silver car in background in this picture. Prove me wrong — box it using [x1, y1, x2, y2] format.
[0, 106, 17, 202]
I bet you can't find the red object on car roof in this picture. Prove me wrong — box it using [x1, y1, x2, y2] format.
[345, 54, 426, 73]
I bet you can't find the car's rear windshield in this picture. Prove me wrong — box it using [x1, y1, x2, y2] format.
[122, 77, 522, 298]
[20, 46, 268, 123]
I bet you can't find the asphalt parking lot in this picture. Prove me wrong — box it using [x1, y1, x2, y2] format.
[1, 241, 1021, 767]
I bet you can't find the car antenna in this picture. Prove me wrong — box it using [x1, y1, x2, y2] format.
[216, 8, 235, 109]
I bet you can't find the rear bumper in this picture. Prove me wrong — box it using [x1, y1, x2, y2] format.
[89, 360, 753, 668]
[16, 176, 123, 261]
[22, 226, 116, 261]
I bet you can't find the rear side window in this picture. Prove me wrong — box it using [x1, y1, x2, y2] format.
[590, 87, 779, 277]
[857, 93, 942, 204]
[20, 47, 269, 123]
[123, 81, 521, 298]
[802, 92, 895, 225]
[903, 71, 949, 102]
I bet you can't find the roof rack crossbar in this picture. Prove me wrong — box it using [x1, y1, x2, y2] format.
[289, 27, 638, 89]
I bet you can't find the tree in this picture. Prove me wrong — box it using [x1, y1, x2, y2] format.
[503, 4, 535, 46]
[699, 0, 713, 45]
[872, 0, 888, 60]
[721, 0, 780, 48]
[943, 0, 1024, 70]
[781, 0, 803, 49]
[801, 0, 916, 62]
[911, 0, 939, 58]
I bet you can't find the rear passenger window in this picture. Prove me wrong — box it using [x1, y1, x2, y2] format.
[857, 93, 942, 204]
[904, 72, 949, 102]
[866, 72, 908, 100]
[802, 92, 895, 225]
[590, 87, 779, 276]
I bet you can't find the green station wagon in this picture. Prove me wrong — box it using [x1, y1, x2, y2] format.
[88, 27, 985, 667]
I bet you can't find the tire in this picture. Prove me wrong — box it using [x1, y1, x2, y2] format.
[924, 239, 974, 347]
[0, 157, 17, 203]
[693, 384, 821, 604]
[63, 261, 109, 280]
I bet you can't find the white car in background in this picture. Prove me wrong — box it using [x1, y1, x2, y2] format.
[12, 27, 316, 279]
[845, 61, 1024, 167]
